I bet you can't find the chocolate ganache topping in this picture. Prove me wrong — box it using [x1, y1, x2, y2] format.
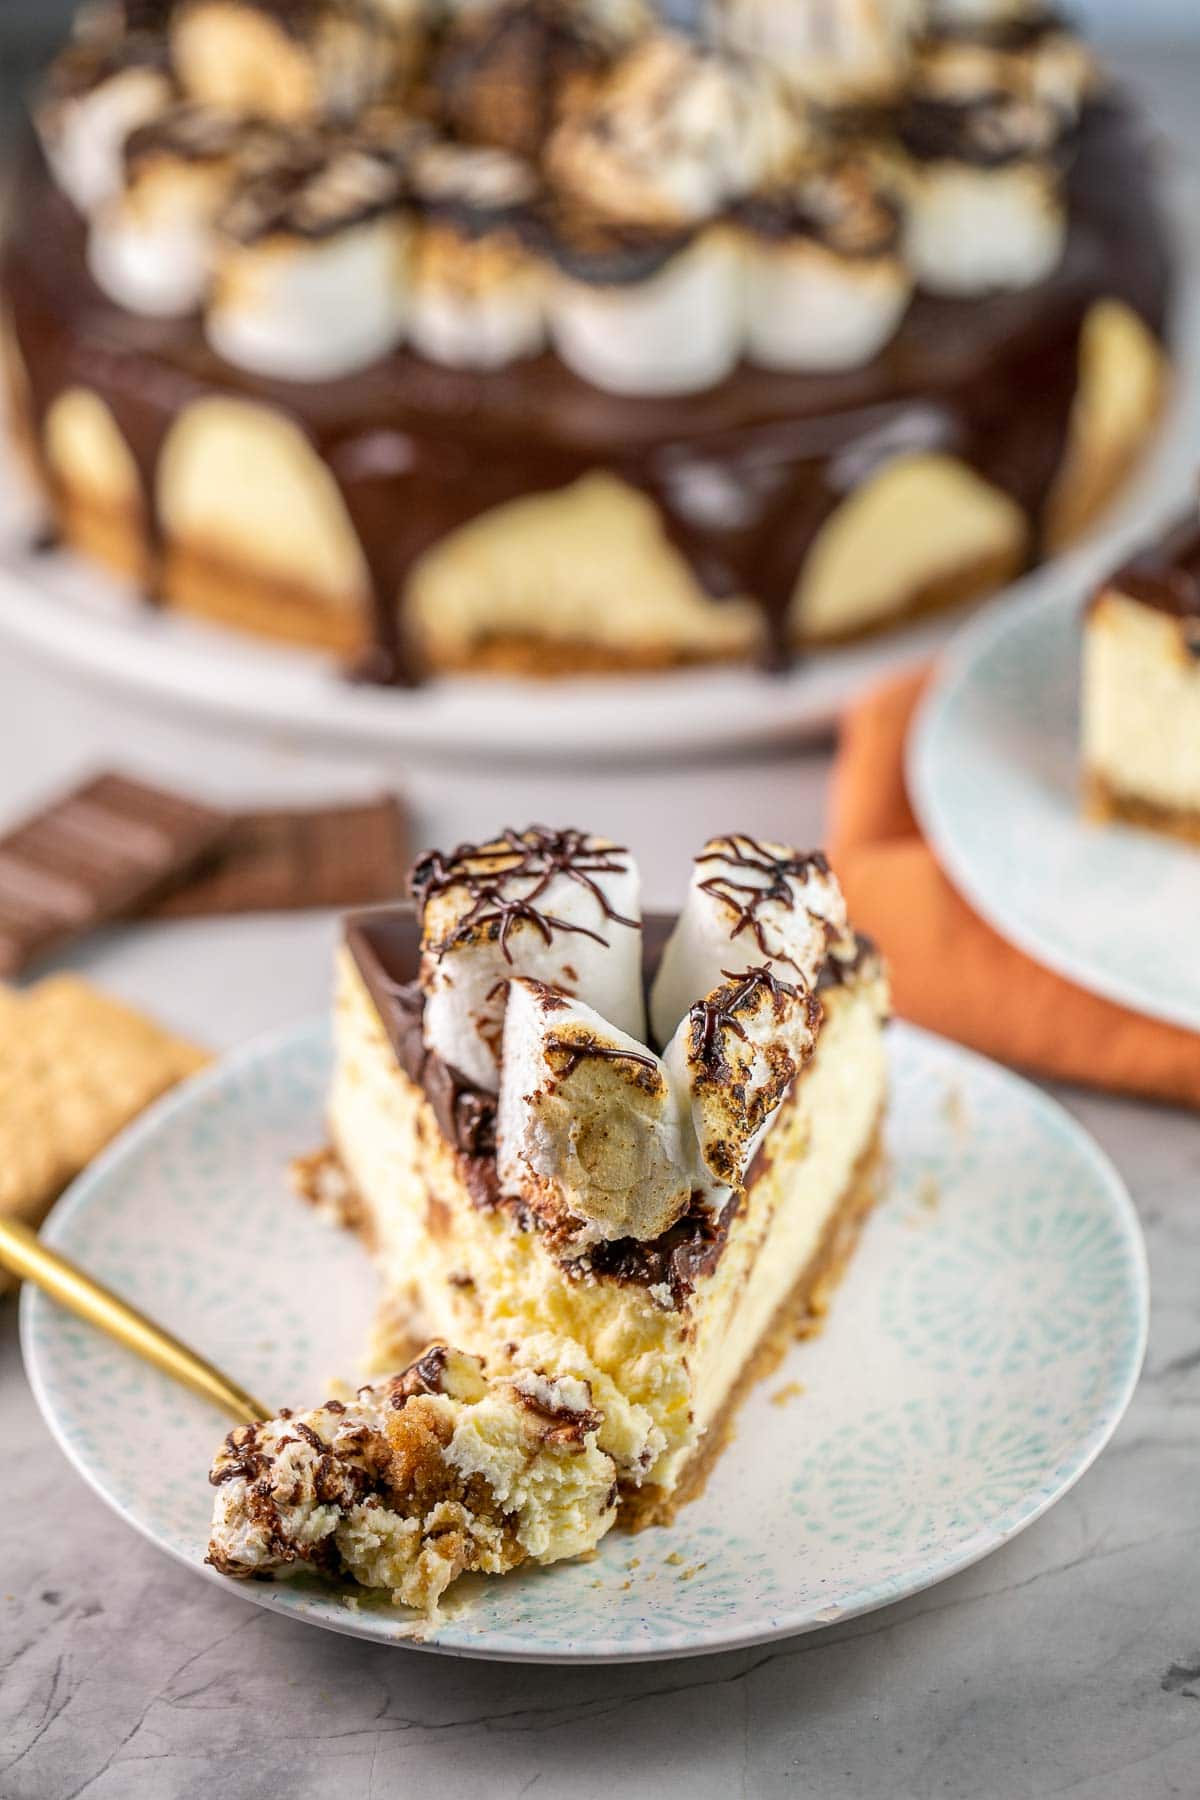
[1109, 515, 1200, 622]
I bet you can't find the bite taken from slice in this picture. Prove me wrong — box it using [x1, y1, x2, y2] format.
[300, 823, 890, 1538]
[207, 1338, 643, 1614]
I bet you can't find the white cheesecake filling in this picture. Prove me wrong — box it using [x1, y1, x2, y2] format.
[1083, 594, 1200, 816]
[207, 1345, 626, 1611]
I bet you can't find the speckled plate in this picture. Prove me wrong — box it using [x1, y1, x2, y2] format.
[21, 1019, 1147, 1664]
[909, 578, 1200, 1033]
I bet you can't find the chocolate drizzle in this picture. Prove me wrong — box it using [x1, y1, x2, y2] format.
[695, 836, 831, 971]
[690, 963, 803, 1072]
[0, 96, 1171, 684]
[544, 1033, 660, 1081]
[410, 826, 638, 962]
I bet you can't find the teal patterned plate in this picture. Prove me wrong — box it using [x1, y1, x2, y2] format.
[909, 579, 1200, 1032]
[21, 1020, 1147, 1664]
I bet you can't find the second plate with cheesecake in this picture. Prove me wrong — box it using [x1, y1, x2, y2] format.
[911, 556, 1200, 1032]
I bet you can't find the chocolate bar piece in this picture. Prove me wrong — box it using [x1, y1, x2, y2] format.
[0, 773, 227, 977]
[148, 796, 409, 918]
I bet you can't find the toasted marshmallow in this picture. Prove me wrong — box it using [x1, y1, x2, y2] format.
[36, 35, 173, 216]
[663, 964, 821, 1197]
[408, 143, 546, 368]
[741, 160, 910, 372]
[429, 0, 642, 162]
[710, 0, 921, 105]
[547, 32, 807, 231]
[547, 218, 742, 397]
[497, 979, 693, 1245]
[914, 15, 1096, 124]
[87, 106, 280, 316]
[650, 834, 848, 1049]
[171, 0, 389, 125]
[413, 827, 645, 1093]
[207, 142, 409, 379]
[898, 92, 1066, 295]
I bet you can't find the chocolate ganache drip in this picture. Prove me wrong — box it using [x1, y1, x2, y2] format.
[1112, 515, 1200, 621]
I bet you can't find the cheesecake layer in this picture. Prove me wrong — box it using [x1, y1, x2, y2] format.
[309, 912, 889, 1511]
[1083, 547, 1200, 837]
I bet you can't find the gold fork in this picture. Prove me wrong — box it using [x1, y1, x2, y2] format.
[0, 1216, 271, 1425]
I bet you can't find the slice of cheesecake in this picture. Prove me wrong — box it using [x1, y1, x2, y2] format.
[1082, 516, 1200, 844]
[207, 1339, 642, 1612]
[298, 827, 890, 1531]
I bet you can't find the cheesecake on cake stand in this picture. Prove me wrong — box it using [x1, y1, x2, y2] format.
[207, 826, 890, 1606]
[1, 0, 1173, 698]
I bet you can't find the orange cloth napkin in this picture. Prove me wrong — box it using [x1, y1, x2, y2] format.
[827, 668, 1200, 1108]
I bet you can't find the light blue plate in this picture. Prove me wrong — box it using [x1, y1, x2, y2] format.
[22, 1019, 1147, 1664]
[909, 580, 1200, 1032]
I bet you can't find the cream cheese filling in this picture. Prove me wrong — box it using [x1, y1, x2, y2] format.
[1083, 593, 1200, 814]
[328, 950, 887, 1496]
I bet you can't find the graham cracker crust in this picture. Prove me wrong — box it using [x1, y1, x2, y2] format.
[619, 1115, 887, 1532]
[1083, 770, 1200, 846]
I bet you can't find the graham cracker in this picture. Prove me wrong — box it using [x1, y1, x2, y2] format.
[0, 975, 209, 1289]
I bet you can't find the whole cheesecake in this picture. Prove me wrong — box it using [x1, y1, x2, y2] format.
[1, 0, 1173, 687]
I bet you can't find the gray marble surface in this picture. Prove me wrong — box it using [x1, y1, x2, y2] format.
[3, 44, 1200, 1800]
